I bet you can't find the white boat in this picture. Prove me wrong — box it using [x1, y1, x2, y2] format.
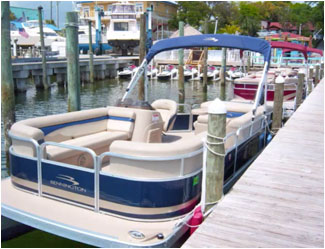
[118, 64, 137, 79]
[2, 34, 274, 247]
[10, 20, 65, 48]
[107, 2, 140, 56]
[147, 65, 158, 79]
[157, 65, 178, 80]
[200, 66, 219, 80]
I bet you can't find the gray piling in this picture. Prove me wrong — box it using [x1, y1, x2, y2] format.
[315, 64, 320, 85]
[295, 72, 304, 110]
[66, 12, 81, 111]
[205, 98, 226, 212]
[178, 21, 185, 106]
[272, 75, 285, 132]
[308, 66, 314, 95]
[1, 1, 16, 170]
[138, 14, 146, 101]
[202, 19, 208, 93]
[38, 6, 49, 90]
[220, 48, 227, 100]
[88, 20, 94, 83]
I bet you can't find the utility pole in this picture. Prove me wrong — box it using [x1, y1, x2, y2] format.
[66, 11, 81, 111]
[56, 2, 59, 27]
[50, 1, 52, 23]
[1, 1, 16, 170]
[38, 6, 49, 89]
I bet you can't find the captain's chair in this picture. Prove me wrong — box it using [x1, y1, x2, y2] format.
[151, 99, 177, 132]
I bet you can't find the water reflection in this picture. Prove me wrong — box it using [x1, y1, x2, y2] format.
[1, 78, 233, 177]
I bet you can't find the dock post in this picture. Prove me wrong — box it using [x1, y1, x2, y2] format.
[272, 75, 285, 132]
[220, 48, 227, 100]
[88, 20, 94, 83]
[315, 64, 320, 85]
[308, 66, 314, 95]
[202, 19, 208, 93]
[38, 6, 49, 90]
[1, 1, 16, 170]
[295, 72, 304, 110]
[320, 63, 324, 79]
[138, 14, 146, 101]
[205, 98, 226, 212]
[178, 21, 185, 107]
[66, 12, 81, 112]
[246, 52, 251, 72]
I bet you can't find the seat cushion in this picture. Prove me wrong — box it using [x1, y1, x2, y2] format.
[47, 131, 128, 161]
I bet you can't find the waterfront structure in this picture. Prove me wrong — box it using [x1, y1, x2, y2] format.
[76, 1, 177, 40]
[10, 6, 38, 21]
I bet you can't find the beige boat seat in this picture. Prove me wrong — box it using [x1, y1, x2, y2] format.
[151, 99, 177, 132]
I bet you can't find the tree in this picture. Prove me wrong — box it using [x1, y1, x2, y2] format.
[219, 23, 241, 34]
[237, 2, 261, 36]
[9, 10, 16, 21]
[168, 2, 210, 30]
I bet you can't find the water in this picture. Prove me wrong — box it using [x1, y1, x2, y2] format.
[1, 78, 232, 177]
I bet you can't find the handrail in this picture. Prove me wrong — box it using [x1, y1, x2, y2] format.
[39, 141, 99, 212]
[8, 131, 41, 195]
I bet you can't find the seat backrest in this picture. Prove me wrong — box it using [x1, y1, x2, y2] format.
[107, 108, 136, 139]
[151, 99, 177, 132]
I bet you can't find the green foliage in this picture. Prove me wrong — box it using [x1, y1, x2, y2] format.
[168, 1, 322, 37]
[219, 23, 241, 35]
[168, 2, 210, 30]
[237, 2, 261, 36]
[9, 10, 16, 21]
[45, 19, 56, 26]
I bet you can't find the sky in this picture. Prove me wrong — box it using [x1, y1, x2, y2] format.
[10, 1, 75, 28]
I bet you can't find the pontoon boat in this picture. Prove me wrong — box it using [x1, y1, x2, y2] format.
[2, 34, 273, 247]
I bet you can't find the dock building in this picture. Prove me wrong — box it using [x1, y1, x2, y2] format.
[76, 1, 178, 40]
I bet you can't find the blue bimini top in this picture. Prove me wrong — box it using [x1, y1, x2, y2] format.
[146, 34, 271, 64]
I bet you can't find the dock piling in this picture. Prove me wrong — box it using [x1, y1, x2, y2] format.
[295, 72, 304, 110]
[66, 12, 81, 111]
[38, 6, 49, 90]
[272, 75, 285, 132]
[320, 63, 324, 79]
[138, 14, 146, 101]
[308, 66, 314, 95]
[315, 64, 320, 85]
[205, 98, 226, 212]
[1, 1, 16, 170]
[220, 48, 227, 100]
[178, 21, 185, 106]
[88, 20, 94, 83]
[202, 19, 208, 93]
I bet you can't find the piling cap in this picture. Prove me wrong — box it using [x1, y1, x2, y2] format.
[298, 68, 305, 74]
[310, 65, 314, 69]
[208, 98, 227, 114]
[275, 75, 285, 84]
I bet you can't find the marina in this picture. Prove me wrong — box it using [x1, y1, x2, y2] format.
[183, 80, 324, 248]
[1, 1, 324, 248]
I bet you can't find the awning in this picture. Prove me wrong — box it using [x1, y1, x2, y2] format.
[271, 41, 323, 59]
[146, 34, 271, 64]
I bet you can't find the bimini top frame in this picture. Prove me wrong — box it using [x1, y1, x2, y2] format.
[122, 34, 272, 118]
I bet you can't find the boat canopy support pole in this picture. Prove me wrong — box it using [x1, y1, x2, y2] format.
[121, 59, 147, 102]
[252, 61, 268, 119]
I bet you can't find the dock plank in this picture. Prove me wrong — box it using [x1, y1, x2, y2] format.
[183, 80, 324, 248]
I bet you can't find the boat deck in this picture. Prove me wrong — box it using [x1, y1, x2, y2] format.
[183, 80, 324, 247]
[1, 178, 186, 247]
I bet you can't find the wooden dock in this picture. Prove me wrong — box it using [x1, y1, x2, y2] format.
[183, 80, 324, 248]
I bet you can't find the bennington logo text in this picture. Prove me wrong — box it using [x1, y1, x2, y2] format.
[204, 37, 219, 42]
[50, 174, 87, 193]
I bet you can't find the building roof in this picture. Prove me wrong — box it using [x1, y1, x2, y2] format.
[169, 24, 202, 38]
[268, 22, 314, 32]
